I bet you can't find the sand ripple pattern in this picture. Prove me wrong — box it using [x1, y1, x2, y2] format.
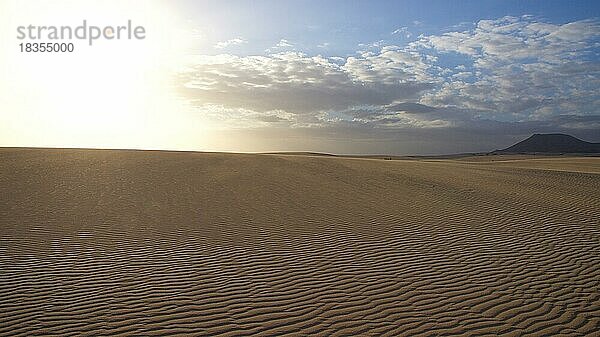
[1, 149, 599, 336]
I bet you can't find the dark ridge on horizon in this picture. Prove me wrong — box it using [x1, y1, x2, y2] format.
[3, 133, 600, 158]
[494, 133, 600, 154]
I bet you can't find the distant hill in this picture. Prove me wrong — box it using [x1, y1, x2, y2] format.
[494, 134, 600, 154]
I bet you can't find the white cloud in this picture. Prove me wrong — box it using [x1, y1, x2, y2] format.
[416, 16, 600, 123]
[392, 27, 412, 38]
[214, 37, 247, 49]
[342, 46, 435, 84]
[265, 39, 295, 53]
[276, 39, 293, 48]
[419, 16, 599, 64]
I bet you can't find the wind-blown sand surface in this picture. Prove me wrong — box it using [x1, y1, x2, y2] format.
[0, 148, 599, 336]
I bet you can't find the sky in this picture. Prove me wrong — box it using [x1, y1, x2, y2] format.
[1, 0, 599, 154]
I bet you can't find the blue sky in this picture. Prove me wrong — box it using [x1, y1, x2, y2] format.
[1, 0, 599, 154]
[164, 0, 600, 153]
[177, 0, 600, 57]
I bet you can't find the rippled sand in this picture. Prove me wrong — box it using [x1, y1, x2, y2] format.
[1, 148, 599, 336]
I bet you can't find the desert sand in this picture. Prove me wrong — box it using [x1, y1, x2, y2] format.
[0, 148, 599, 336]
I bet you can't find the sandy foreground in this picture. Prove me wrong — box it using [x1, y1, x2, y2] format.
[0, 148, 598, 336]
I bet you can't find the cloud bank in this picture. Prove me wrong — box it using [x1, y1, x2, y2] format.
[178, 16, 600, 153]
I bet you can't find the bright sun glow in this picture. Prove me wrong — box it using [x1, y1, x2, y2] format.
[0, 0, 208, 150]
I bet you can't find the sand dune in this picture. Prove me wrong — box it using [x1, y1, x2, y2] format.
[0, 148, 599, 336]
